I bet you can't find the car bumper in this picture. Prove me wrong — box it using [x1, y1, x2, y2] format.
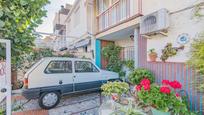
[22, 88, 40, 100]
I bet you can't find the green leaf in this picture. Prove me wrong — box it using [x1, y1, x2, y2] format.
[0, 10, 3, 17]
[20, 0, 28, 6]
[0, 20, 5, 28]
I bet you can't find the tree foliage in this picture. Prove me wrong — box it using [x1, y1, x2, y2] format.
[188, 33, 204, 75]
[0, 0, 49, 68]
[20, 48, 76, 73]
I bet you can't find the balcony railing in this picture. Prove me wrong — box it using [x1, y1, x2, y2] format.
[96, 0, 142, 33]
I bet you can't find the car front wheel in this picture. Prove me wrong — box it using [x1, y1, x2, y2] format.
[39, 91, 60, 109]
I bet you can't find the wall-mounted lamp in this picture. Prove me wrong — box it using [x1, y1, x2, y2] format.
[130, 35, 134, 41]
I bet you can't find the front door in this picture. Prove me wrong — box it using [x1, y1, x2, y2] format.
[44, 60, 74, 93]
[74, 61, 101, 91]
[101, 40, 114, 69]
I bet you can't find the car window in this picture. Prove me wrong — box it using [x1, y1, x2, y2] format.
[45, 61, 72, 74]
[75, 61, 99, 73]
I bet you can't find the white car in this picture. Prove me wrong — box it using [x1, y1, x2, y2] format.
[22, 57, 119, 109]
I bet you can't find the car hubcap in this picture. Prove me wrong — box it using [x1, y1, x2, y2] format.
[42, 93, 58, 107]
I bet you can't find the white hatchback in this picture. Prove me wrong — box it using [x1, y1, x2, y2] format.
[22, 57, 119, 109]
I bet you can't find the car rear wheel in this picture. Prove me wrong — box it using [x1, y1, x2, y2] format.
[39, 91, 60, 109]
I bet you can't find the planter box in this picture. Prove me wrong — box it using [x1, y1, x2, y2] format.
[151, 107, 170, 115]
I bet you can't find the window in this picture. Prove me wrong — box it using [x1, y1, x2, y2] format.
[45, 61, 72, 74]
[112, 0, 118, 4]
[103, 0, 110, 10]
[83, 46, 88, 52]
[97, 0, 103, 14]
[75, 61, 99, 73]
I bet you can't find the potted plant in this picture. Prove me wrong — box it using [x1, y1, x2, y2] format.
[136, 79, 191, 115]
[148, 48, 158, 62]
[101, 81, 129, 104]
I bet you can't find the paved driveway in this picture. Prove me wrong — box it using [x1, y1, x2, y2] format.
[12, 92, 101, 115]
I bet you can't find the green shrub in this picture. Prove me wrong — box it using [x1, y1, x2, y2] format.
[188, 33, 204, 75]
[188, 32, 204, 92]
[124, 60, 135, 71]
[101, 81, 129, 96]
[128, 68, 155, 85]
[102, 43, 125, 77]
[0, 108, 5, 115]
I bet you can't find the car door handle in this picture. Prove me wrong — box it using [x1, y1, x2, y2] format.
[73, 76, 76, 78]
[1, 88, 7, 93]
[59, 80, 63, 85]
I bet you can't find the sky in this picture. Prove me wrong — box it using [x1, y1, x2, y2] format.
[35, 0, 75, 34]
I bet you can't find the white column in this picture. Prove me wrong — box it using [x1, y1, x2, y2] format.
[134, 28, 139, 68]
[91, 36, 96, 61]
[5, 40, 11, 115]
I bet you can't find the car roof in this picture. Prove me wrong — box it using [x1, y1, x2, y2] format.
[43, 57, 92, 62]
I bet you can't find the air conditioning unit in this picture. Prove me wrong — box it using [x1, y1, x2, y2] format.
[140, 8, 169, 36]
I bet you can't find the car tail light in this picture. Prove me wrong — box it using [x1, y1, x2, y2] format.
[24, 78, 28, 89]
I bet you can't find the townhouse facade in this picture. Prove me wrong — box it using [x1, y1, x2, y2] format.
[93, 0, 204, 113]
[65, 0, 95, 59]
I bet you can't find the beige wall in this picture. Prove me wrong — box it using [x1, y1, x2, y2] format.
[115, 38, 134, 47]
[53, 13, 67, 26]
[143, 0, 204, 62]
[142, 0, 201, 15]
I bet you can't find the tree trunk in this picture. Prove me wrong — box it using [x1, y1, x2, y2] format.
[11, 69, 18, 90]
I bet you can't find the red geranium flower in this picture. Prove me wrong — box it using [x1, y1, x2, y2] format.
[160, 86, 171, 94]
[112, 94, 118, 101]
[140, 78, 151, 86]
[143, 84, 150, 91]
[169, 80, 182, 89]
[135, 85, 142, 91]
[162, 80, 170, 85]
[176, 93, 180, 97]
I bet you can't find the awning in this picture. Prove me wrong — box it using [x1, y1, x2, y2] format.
[69, 45, 75, 50]
[75, 39, 90, 48]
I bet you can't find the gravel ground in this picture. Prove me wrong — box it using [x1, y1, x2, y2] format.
[12, 92, 101, 115]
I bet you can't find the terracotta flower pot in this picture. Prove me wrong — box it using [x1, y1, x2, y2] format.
[149, 53, 157, 62]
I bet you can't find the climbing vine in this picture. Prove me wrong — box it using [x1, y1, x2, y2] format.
[160, 43, 184, 62]
[193, 2, 204, 18]
[102, 43, 125, 77]
[188, 33, 204, 92]
[189, 1, 204, 92]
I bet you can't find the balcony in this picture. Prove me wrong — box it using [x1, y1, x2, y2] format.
[96, 0, 142, 33]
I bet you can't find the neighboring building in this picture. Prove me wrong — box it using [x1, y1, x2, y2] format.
[34, 35, 57, 50]
[53, 4, 72, 51]
[94, 0, 204, 112]
[65, 0, 95, 59]
[43, 36, 56, 50]
[34, 35, 46, 48]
